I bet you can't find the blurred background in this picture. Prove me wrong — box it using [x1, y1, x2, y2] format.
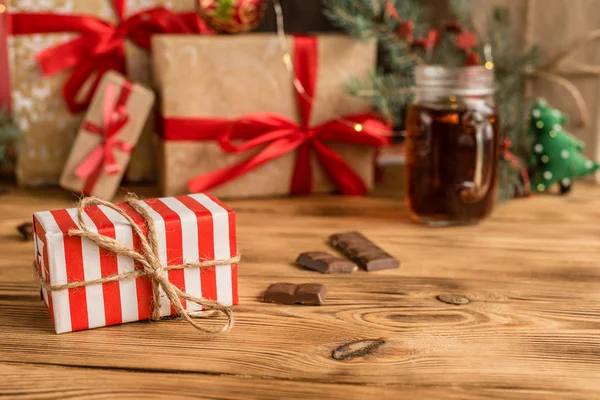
[2, 0, 599, 203]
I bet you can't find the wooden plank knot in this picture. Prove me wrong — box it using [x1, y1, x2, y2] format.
[436, 294, 470, 305]
[331, 339, 386, 361]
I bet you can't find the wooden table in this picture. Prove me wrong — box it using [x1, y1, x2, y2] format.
[1, 184, 599, 399]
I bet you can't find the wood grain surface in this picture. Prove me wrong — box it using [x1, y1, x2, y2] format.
[1, 184, 600, 399]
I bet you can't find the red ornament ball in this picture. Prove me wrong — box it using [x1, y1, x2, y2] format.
[196, 0, 267, 34]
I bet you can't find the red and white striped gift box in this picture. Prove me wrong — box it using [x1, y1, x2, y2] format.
[33, 193, 238, 334]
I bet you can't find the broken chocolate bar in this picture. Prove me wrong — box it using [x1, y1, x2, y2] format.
[263, 283, 327, 306]
[263, 283, 297, 304]
[296, 251, 357, 274]
[329, 231, 399, 271]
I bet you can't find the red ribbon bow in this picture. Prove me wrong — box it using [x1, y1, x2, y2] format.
[166, 36, 391, 195]
[76, 81, 134, 195]
[8, 1, 210, 113]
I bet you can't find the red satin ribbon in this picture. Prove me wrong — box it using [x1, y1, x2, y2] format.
[77, 81, 134, 195]
[164, 36, 391, 196]
[8, 2, 210, 113]
[0, 0, 10, 111]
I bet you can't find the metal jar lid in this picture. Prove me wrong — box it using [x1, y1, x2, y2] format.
[415, 65, 495, 96]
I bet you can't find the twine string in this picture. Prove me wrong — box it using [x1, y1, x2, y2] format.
[34, 194, 240, 334]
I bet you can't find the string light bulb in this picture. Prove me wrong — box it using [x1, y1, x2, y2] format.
[0, 4, 6, 13]
[354, 124, 363, 132]
[483, 44, 494, 70]
[282, 52, 292, 69]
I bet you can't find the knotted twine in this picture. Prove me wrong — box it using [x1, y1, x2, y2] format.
[34, 194, 240, 334]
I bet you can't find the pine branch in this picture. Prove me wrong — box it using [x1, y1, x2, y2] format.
[324, 0, 425, 126]
[449, 0, 476, 29]
[428, 34, 465, 67]
[324, 0, 417, 59]
[346, 71, 415, 123]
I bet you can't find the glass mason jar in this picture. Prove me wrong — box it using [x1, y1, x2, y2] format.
[405, 66, 501, 226]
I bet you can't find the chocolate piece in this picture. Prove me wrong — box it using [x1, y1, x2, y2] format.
[263, 283, 297, 305]
[295, 283, 327, 305]
[329, 231, 399, 271]
[296, 251, 357, 274]
[263, 283, 327, 306]
[17, 222, 33, 241]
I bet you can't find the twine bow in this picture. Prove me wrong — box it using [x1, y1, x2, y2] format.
[34, 195, 239, 334]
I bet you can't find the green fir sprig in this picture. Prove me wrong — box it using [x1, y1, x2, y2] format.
[323, 0, 427, 126]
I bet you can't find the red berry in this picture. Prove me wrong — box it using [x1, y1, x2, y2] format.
[465, 52, 482, 66]
[398, 20, 414, 39]
[385, 2, 400, 20]
[444, 21, 463, 33]
[456, 30, 478, 50]
[410, 38, 428, 50]
[426, 29, 440, 49]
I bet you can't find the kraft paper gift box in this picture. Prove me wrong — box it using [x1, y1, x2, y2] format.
[152, 34, 390, 199]
[6, 0, 104, 186]
[118, 0, 202, 182]
[5, 0, 205, 186]
[33, 193, 239, 334]
[60, 71, 155, 201]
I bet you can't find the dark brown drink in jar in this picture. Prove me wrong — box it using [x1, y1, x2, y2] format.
[405, 100, 500, 225]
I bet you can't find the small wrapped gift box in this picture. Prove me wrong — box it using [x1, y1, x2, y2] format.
[152, 34, 391, 198]
[59, 71, 155, 201]
[33, 193, 239, 334]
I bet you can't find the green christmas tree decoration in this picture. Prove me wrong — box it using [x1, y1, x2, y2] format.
[528, 99, 599, 194]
